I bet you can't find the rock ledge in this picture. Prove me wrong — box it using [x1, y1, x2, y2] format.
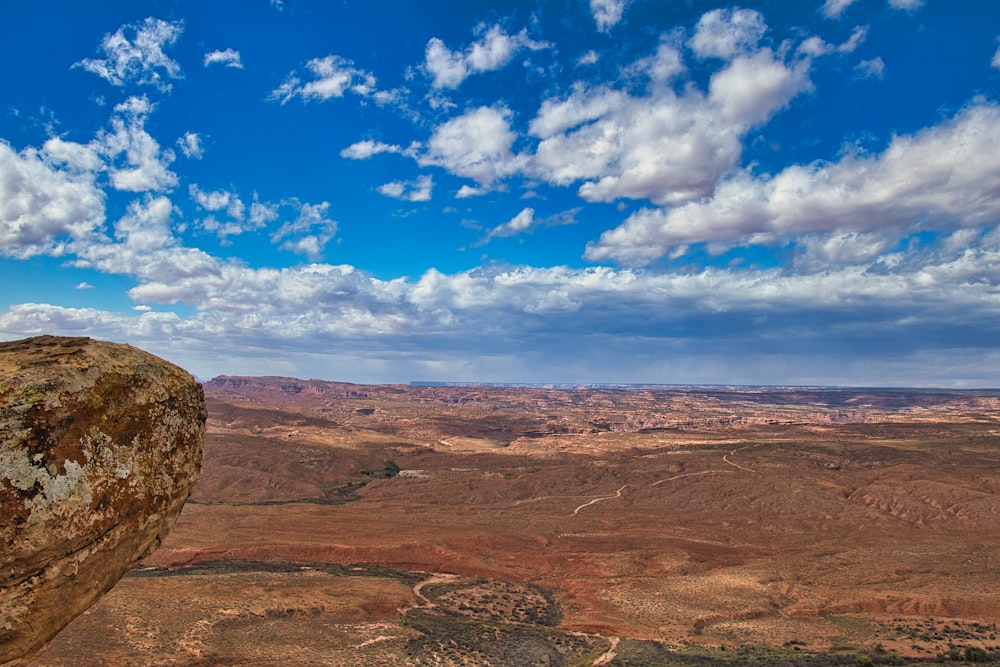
[0, 336, 205, 665]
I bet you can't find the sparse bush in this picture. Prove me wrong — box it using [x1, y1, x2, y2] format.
[964, 646, 989, 662]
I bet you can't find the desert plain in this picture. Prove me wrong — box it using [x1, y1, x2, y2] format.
[29, 377, 1000, 666]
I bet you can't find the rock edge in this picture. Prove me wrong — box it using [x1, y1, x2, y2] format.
[0, 336, 205, 665]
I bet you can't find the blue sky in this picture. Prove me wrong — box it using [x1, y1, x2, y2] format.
[2, 0, 1000, 386]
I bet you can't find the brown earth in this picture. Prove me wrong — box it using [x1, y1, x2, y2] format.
[29, 377, 1000, 666]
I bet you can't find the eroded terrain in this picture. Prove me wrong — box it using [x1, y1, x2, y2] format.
[30, 378, 1000, 665]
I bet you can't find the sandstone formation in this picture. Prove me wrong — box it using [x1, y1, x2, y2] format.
[0, 336, 205, 665]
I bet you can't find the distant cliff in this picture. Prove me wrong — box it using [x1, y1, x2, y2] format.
[0, 336, 205, 665]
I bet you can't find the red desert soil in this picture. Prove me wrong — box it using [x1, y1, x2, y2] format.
[30, 378, 1000, 665]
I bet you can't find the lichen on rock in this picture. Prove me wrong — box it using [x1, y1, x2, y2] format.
[0, 336, 206, 665]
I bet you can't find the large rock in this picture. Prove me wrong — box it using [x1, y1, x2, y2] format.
[0, 336, 205, 665]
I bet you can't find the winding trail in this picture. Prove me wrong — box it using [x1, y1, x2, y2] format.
[573, 485, 627, 515]
[400, 572, 459, 614]
[515, 443, 760, 516]
[723, 444, 759, 473]
[651, 469, 734, 485]
[591, 636, 620, 665]
[513, 494, 592, 507]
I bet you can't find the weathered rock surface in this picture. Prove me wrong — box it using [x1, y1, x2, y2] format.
[0, 336, 205, 665]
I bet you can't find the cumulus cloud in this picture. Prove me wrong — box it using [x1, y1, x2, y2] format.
[189, 184, 244, 218]
[585, 102, 1000, 264]
[93, 96, 178, 192]
[41, 137, 103, 172]
[111, 195, 176, 252]
[270, 55, 378, 104]
[528, 34, 810, 206]
[187, 184, 262, 241]
[204, 48, 243, 69]
[7, 233, 1000, 385]
[424, 24, 549, 89]
[419, 106, 526, 187]
[74, 17, 184, 91]
[456, 185, 487, 198]
[270, 201, 338, 260]
[590, 0, 627, 32]
[688, 8, 767, 60]
[378, 175, 433, 202]
[177, 132, 204, 159]
[340, 140, 404, 160]
[0, 142, 105, 258]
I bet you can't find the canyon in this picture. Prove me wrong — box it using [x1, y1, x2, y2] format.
[28, 376, 1000, 665]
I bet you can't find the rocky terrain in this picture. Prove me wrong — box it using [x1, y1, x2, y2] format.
[27, 376, 1000, 665]
[0, 336, 205, 665]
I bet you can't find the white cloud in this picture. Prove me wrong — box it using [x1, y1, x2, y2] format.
[177, 132, 204, 159]
[798, 26, 868, 57]
[7, 238, 1000, 385]
[270, 201, 338, 260]
[424, 39, 468, 90]
[479, 207, 578, 245]
[340, 140, 403, 160]
[42, 137, 104, 172]
[585, 103, 1000, 264]
[270, 55, 378, 104]
[74, 17, 184, 91]
[793, 231, 893, 270]
[488, 207, 535, 239]
[75, 282, 95, 290]
[529, 39, 809, 206]
[822, 0, 857, 19]
[456, 185, 487, 199]
[688, 8, 767, 60]
[94, 96, 177, 192]
[204, 48, 243, 69]
[0, 141, 105, 258]
[249, 199, 280, 228]
[189, 184, 242, 216]
[854, 57, 885, 79]
[529, 83, 629, 140]
[74, 231, 220, 287]
[419, 106, 526, 187]
[590, 0, 627, 32]
[708, 50, 810, 126]
[111, 195, 175, 252]
[888, 0, 924, 10]
[424, 25, 549, 89]
[992, 43, 1000, 69]
[839, 26, 868, 53]
[577, 50, 600, 67]
[378, 175, 433, 202]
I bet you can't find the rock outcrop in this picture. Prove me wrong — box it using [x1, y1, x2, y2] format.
[0, 336, 205, 665]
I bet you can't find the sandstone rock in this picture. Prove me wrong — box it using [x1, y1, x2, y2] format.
[0, 336, 205, 665]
